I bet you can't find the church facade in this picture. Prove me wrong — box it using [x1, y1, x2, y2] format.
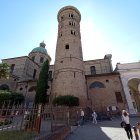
[0, 6, 139, 115]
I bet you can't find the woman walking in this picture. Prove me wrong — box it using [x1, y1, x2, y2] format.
[121, 110, 133, 140]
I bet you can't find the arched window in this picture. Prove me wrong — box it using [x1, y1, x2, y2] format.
[89, 81, 105, 88]
[0, 84, 9, 90]
[69, 13, 74, 18]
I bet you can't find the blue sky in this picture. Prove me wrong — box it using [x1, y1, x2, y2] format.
[0, 0, 140, 69]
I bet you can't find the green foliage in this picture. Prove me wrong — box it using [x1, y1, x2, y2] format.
[0, 63, 10, 79]
[0, 119, 12, 126]
[35, 60, 49, 104]
[0, 90, 24, 105]
[53, 95, 79, 107]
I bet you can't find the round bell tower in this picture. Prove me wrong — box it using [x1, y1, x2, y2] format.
[52, 6, 87, 105]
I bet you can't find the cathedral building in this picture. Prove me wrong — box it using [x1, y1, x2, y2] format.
[0, 6, 139, 115]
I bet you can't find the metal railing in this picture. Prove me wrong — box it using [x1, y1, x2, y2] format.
[0, 103, 80, 140]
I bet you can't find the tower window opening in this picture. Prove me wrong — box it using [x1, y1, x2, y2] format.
[106, 80, 109, 83]
[74, 72, 75, 78]
[69, 22, 75, 26]
[69, 13, 74, 18]
[71, 14, 74, 18]
[72, 22, 75, 26]
[65, 44, 69, 49]
[71, 30, 76, 35]
[61, 16, 64, 20]
[59, 32, 62, 37]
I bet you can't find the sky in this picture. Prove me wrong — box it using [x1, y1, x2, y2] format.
[0, 0, 140, 69]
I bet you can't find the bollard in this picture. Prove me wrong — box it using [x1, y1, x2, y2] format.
[133, 126, 139, 140]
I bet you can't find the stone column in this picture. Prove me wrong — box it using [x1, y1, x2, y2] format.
[121, 77, 136, 114]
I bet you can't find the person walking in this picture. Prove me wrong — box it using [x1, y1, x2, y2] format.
[78, 108, 84, 126]
[92, 110, 97, 124]
[121, 110, 133, 140]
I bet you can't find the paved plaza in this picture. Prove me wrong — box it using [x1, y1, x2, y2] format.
[65, 117, 140, 140]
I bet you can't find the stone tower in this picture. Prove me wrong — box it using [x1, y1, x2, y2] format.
[52, 6, 87, 105]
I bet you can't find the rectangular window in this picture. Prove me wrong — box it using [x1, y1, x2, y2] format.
[10, 64, 15, 73]
[132, 102, 136, 109]
[90, 66, 96, 75]
[40, 57, 44, 63]
[74, 72, 75, 78]
[32, 56, 35, 61]
[33, 69, 37, 79]
[48, 71, 52, 80]
[115, 92, 123, 103]
[65, 44, 69, 49]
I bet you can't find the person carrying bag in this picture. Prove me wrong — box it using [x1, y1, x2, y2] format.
[121, 110, 133, 140]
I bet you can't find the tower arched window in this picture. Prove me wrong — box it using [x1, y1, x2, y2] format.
[71, 14, 74, 18]
[89, 81, 105, 88]
[69, 13, 74, 18]
[71, 30, 76, 35]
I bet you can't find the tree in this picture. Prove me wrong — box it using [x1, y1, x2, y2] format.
[53, 95, 79, 107]
[0, 63, 10, 79]
[34, 60, 49, 105]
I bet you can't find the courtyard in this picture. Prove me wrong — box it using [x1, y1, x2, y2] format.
[65, 116, 140, 140]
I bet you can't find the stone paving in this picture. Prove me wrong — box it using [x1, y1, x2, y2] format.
[65, 117, 140, 140]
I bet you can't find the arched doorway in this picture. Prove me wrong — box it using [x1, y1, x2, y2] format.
[128, 78, 140, 113]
